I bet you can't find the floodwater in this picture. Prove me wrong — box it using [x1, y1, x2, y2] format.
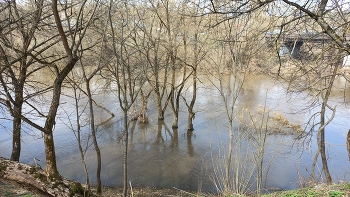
[1, 72, 350, 193]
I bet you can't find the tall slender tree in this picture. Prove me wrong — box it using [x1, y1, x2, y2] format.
[108, 1, 144, 196]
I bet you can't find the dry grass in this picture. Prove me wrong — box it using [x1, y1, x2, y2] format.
[100, 186, 201, 197]
[238, 106, 304, 135]
[99, 183, 350, 197]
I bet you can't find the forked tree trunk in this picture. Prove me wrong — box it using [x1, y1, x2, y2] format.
[157, 100, 164, 120]
[187, 32, 198, 131]
[138, 92, 149, 123]
[172, 114, 179, 129]
[187, 68, 196, 131]
[319, 62, 340, 184]
[171, 36, 187, 129]
[314, 62, 339, 184]
[43, 59, 78, 178]
[319, 103, 332, 184]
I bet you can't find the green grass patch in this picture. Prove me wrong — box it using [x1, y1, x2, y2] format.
[262, 183, 350, 197]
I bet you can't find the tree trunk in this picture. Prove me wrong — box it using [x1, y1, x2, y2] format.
[171, 37, 187, 129]
[43, 132, 59, 178]
[187, 33, 198, 131]
[224, 122, 233, 193]
[172, 115, 179, 129]
[10, 62, 26, 161]
[43, 83, 63, 178]
[123, 110, 129, 197]
[187, 112, 194, 131]
[42, 82, 60, 177]
[187, 69, 196, 131]
[138, 92, 149, 123]
[319, 103, 332, 184]
[43, 58, 77, 178]
[157, 100, 164, 120]
[44, 0, 78, 178]
[10, 112, 22, 161]
[316, 62, 340, 184]
[86, 81, 102, 194]
[73, 84, 91, 193]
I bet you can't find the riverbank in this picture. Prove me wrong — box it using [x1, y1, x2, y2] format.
[2, 178, 350, 197]
[0, 177, 204, 197]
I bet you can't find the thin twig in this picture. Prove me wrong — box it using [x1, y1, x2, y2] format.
[129, 181, 134, 197]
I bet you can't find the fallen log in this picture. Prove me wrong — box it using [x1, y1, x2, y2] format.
[0, 157, 94, 197]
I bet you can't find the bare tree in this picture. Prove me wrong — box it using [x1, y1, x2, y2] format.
[34, 0, 100, 178]
[205, 9, 266, 193]
[182, 2, 209, 131]
[267, 1, 350, 184]
[0, 0, 99, 178]
[108, 1, 144, 196]
[64, 75, 91, 193]
[0, 0, 52, 162]
[167, 1, 193, 129]
[134, 0, 171, 121]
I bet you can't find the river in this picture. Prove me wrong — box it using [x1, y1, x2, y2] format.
[0, 72, 349, 193]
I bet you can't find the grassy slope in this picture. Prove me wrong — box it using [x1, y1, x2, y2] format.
[262, 183, 350, 197]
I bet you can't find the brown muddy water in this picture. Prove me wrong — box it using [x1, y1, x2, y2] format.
[0, 73, 350, 193]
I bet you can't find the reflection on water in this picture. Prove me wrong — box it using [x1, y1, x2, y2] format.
[1, 73, 350, 192]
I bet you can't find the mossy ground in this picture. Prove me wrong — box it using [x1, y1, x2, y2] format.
[0, 179, 44, 197]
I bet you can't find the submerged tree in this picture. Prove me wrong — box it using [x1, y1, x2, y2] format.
[134, 0, 171, 121]
[152, 0, 185, 128]
[182, 1, 209, 131]
[107, 1, 144, 196]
